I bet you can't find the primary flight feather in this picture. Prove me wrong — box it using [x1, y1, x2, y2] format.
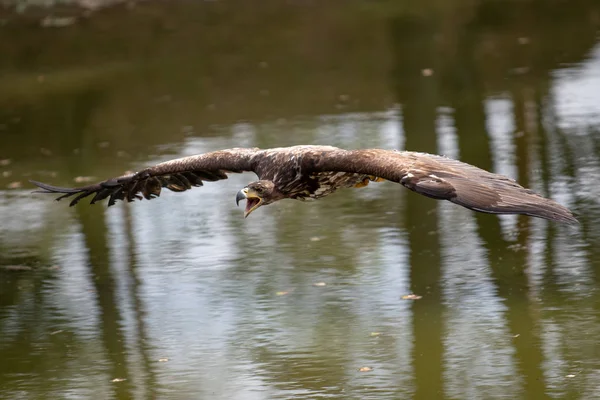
[30, 145, 577, 223]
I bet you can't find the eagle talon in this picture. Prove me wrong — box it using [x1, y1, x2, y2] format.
[354, 178, 370, 188]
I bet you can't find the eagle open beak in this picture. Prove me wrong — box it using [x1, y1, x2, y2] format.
[236, 188, 263, 218]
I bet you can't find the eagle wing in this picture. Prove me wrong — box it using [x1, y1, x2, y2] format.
[30, 148, 259, 207]
[305, 148, 577, 223]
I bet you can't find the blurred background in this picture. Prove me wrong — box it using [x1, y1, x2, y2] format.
[1, 1, 600, 399]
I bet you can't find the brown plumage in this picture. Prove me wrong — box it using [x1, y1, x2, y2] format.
[30, 145, 577, 223]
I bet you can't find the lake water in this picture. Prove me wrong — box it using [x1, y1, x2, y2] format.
[1, 1, 600, 399]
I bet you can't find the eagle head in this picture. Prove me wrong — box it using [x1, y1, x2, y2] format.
[236, 180, 279, 218]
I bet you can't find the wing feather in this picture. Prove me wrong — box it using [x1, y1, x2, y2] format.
[30, 148, 259, 207]
[305, 149, 577, 223]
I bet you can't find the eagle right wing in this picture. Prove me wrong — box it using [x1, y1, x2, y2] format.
[31, 148, 260, 207]
[304, 148, 577, 223]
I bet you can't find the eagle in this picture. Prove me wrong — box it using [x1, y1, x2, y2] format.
[30, 145, 577, 223]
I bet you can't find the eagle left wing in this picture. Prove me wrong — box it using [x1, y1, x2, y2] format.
[31, 148, 259, 207]
[303, 148, 577, 223]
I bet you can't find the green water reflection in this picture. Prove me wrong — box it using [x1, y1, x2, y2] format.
[1, 1, 600, 399]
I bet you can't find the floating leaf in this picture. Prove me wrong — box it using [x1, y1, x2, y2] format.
[111, 378, 126, 383]
[7, 181, 22, 189]
[74, 176, 96, 183]
[1, 265, 32, 271]
[313, 282, 327, 287]
[401, 294, 422, 300]
[41, 16, 77, 28]
[276, 291, 289, 296]
[158, 358, 169, 362]
[358, 366, 373, 372]
[370, 332, 381, 337]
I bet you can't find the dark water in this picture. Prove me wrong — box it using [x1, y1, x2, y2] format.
[1, 1, 600, 399]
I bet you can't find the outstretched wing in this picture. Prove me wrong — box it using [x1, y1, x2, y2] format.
[304, 148, 577, 223]
[31, 148, 259, 207]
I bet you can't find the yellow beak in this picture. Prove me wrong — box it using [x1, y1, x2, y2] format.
[236, 187, 263, 218]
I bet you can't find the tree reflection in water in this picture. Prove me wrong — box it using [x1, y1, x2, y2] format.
[0, 0, 599, 399]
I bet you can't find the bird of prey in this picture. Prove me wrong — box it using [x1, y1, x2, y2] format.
[30, 145, 577, 223]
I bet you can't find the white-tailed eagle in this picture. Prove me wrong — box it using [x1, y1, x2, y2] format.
[30, 145, 577, 223]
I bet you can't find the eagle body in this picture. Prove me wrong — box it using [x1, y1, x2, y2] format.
[30, 145, 577, 223]
[248, 146, 362, 200]
[245, 146, 388, 201]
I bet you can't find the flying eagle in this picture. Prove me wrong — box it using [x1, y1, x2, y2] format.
[30, 145, 577, 223]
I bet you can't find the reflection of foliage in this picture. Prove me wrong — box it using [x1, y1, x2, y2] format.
[0, 254, 52, 308]
[0, 0, 599, 398]
[0, 260, 100, 398]
[1, 0, 598, 157]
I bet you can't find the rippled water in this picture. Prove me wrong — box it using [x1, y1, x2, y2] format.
[1, 1, 600, 399]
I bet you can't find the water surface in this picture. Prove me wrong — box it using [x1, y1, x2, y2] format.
[1, 1, 600, 399]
